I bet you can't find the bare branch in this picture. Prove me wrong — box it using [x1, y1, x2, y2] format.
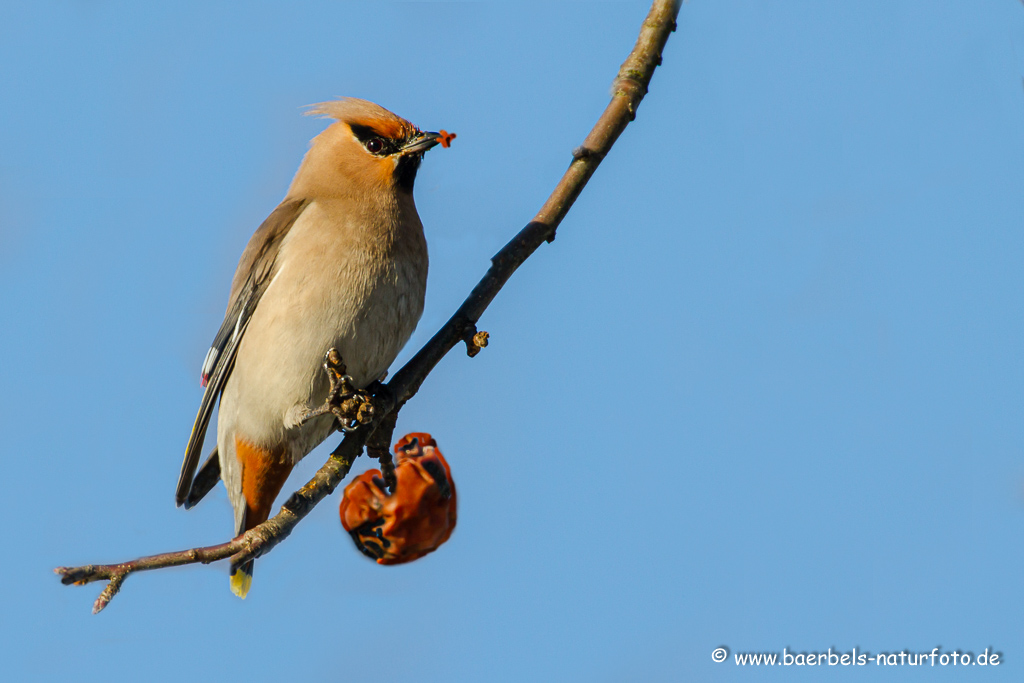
[387, 0, 680, 404]
[56, 444, 362, 613]
[55, 0, 682, 612]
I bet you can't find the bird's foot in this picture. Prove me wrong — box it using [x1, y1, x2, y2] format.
[298, 348, 376, 432]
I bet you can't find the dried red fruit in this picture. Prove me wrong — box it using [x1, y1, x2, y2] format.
[437, 130, 456, 148]
[339, 432, 457, 564]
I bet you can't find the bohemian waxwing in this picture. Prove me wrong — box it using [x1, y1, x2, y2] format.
[174, 98, 448, 598]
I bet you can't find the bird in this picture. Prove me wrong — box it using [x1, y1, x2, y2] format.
[174, 98, 450, 598]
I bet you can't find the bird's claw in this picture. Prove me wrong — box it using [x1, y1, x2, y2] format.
[334, 394, 375, 433]
[300, 348, 377, 432]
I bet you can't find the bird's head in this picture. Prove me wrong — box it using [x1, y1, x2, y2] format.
[289, 98, 450, 200]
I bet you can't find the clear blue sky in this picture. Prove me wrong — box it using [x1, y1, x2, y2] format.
[2, 1, 1022, 680]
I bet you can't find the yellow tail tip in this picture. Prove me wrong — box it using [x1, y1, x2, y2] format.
[230, 571, 252, 599]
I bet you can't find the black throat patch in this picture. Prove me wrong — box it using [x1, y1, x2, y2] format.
[395, 154, 422, 191]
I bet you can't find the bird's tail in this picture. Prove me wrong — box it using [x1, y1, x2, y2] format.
[229, 506, 255, 598]
[230, 559, 254, 598]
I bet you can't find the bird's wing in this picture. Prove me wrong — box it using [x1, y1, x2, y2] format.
[175, 197, 311, 507]
[183, 447, 221, 510]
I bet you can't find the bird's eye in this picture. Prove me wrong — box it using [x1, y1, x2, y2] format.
[366, 138, 385, 154]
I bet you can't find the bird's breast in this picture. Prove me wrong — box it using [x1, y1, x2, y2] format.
[222, 198, 428, 458]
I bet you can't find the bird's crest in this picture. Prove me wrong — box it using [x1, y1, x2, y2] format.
[305, 98, 416, 141]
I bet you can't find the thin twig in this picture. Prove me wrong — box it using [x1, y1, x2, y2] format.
[56, 444, 363, 613]
[387, 0, 680, 404]
[366, 408, 400, 493]
[54, 0, 682, 613]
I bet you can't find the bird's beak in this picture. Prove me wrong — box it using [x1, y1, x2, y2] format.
[400, 131, 443, 155]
